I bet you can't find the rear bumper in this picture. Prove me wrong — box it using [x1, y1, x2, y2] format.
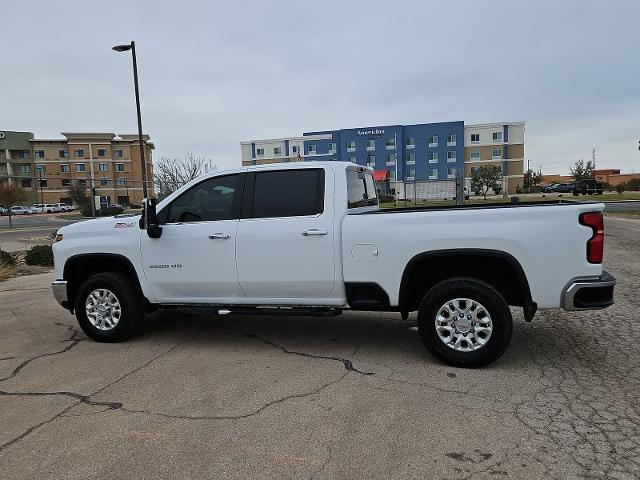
[52, 280, 68, 307]
[562, 271, 616, 311]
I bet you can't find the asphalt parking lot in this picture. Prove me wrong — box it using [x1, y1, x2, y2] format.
[0, 217, 638, 479]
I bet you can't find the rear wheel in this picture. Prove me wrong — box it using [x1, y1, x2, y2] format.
[418, 278, 512, 368]
[74, 272, 142, 342]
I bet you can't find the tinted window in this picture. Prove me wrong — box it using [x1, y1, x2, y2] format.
[347, 170, 378, 209]
[252, 169, 323, 218]
[164, 174, 240, 223]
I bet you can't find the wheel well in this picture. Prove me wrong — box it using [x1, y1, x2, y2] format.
[399, 250, 533, 313]
[64, 254, 145, 310]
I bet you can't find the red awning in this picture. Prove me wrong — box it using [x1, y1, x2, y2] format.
[373, 170, 390, 182]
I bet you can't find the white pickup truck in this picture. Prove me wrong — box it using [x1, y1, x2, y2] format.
[52, 161, 615, 367]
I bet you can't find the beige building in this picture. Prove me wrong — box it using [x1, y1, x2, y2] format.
[1, 131, 153, 206]
[463, 122, 525, 194]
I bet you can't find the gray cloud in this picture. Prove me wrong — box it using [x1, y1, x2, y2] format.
[2, 0, 639, 173]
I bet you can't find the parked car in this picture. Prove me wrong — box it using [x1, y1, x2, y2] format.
[10, 206, 31, 215]
[30, 204, 44, 214]
[553, 183, 576, 193]
[43, 203, 62, 213]
[573, 179, 604, 196]
[52, 162, 616, 368]
[0, 205, 8, 216]
[56, 203, 73, 212]
[541, 183, 560, 193]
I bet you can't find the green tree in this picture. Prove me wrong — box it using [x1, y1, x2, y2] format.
[0, 183, 27, 228]
[523, 167, 543, 192]
[569, 158, 595, 182]
[68, 181, 93, 216]
[471, 165, 503, 200]
[615, 182, 626, 195]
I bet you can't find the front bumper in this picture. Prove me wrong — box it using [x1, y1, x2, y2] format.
[562, 271, 616, 311]
[52, 280, 68, 307]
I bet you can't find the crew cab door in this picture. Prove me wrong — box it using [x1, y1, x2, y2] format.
[235, 168, 336, 301]
[140, 173, 245, 303]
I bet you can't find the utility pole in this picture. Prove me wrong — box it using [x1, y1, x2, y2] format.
[38, 170, 44, 206]
[87, 174, 96, 218]
[592, 148, 596, 178]
[394, 132, 398, 206]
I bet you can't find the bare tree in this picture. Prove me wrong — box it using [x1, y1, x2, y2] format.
[0, 183, 27, 228]
[153, 153, 216, 199]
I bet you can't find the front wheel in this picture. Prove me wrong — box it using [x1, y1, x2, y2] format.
[418, 278, 513, 368]
[74, 272, 143, 342]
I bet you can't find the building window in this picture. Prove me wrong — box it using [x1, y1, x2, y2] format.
[256, 147, 265, 156]
[470, 133, 480, 143]
[20, 164, 31, 174]
[36, 164, 46, 173]
[447, 151, 457, 162]
[99, 163, 108, 172]
[366, 139, 375, 150]
[389, 170, 396, 182]
[447, 134, 456, 146]
[406, 137, 415, 148]
[76, 163, 85, 172]
[74, 149, 84, 158]
[349, 155, 357, 164]
[61, 178, 70, 187]
[98, 148, 107, 157]
[114, 178, 125, 186]
[37, 178, 48, 188]
[493, 132, 502, 142]
[385, 137, 395, 149]
[429, 168, 438, 179]
[385, 153, 396, 165]
[347, 140, 356, 151]
[496, 165, 503, 174]
[447, 167, 457, 179]
[428, 136, 438, 147]
[115, 163, 125, 172]
[428, 152, 438, 163]
[21, 179, 32, 188]
[76, 179, 86, 187]
[60, 164, 69, 173]
[292, 145, 299, 154]
[307, 144, 316, 154]
[366, 154, 375, 167]
[470, 150, 480, 161]
[35, 150, 45, 158]
[59, 149, 68, 158]
[492, 147, 502, 159]
[274, 146, 282, 156]
[471, 166, 479, 175]
[114, 149, 123, 158]
[18, 151, 29, 159]
[328, 143, 336, 154]
[406, 169, 416, 180]
[406, 153, 415, 164]
[100, 177, 109, 186]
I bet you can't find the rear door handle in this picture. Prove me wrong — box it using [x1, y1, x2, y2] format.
[302, 229, 328, 236]
[209, 233, 231, 239]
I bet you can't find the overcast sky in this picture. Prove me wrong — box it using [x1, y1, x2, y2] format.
[3, 0, 639, 174]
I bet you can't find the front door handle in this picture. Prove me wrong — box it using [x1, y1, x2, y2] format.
[302, 229, 328, 236]
[209, 233, 231, 239]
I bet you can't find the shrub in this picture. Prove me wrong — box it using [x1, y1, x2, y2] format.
[530, 185, 542, 193]
[24, 245, 53, 266]
[0, 250, 16, 266]
[378, 194, 396, 203]
[515, 183, 523, 194]
[626, 178, 640, 191]
[615, 183, 626, 195]
[99, 206, 124, 216]
[493, 185, 502, 195]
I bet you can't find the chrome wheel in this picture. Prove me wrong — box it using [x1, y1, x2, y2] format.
[434, 298, 493, 352]
[85, 288, 122, 331]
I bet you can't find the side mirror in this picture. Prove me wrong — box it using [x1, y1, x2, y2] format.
[140, 198, 163, 239]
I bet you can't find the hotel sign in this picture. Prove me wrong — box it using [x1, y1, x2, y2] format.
[357, 128, 385, 136]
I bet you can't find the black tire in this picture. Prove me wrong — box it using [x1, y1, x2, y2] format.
[74, 272, 143, 342]
[417, 278, 513, 368]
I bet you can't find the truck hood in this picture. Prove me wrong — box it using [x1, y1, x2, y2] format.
[57, 215, 141, 236]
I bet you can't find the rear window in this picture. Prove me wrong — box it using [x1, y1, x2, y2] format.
[347, 170, 378, 209]
[252, 169, 324, 218]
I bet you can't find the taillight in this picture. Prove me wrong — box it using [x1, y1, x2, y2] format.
[579, 212, 604, 263]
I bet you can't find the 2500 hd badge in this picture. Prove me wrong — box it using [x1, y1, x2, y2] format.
[149, 264, 182, 269]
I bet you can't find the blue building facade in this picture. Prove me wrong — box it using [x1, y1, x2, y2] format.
[302, 121, 464, 182]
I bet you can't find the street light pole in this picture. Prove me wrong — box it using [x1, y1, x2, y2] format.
[113, 41, 148, 200]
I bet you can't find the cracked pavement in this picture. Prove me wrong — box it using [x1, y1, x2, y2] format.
[0, 217, 638, 479]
